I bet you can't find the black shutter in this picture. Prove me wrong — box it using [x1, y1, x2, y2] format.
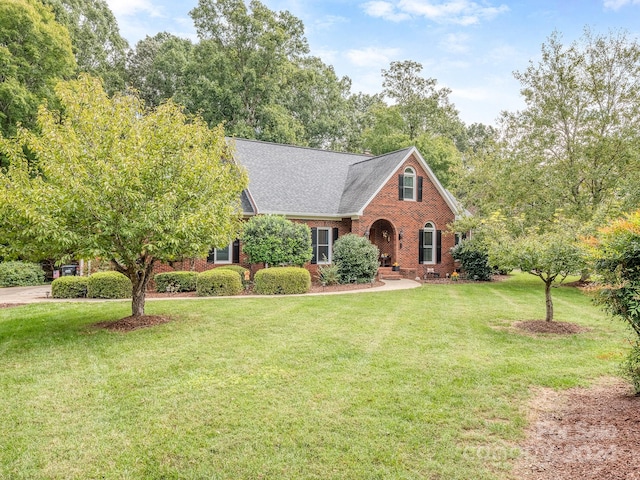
[417, 176, 423, 202]
[418, 229, 424, 263]
[398, 174, 404, 200]
[311, 227, 318, 264]
[232, 239, 240, 264]
[332, 228, 339, 243]
[436, 230, 442, 264]
[206, 249, 215, 263]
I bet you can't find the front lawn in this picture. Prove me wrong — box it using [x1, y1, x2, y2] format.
[0, 274, 629, 479]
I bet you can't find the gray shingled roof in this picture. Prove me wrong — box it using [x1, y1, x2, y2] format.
[338, 148, 413, 214]
[231, 138, 457, 218]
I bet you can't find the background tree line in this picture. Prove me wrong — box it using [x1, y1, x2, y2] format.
[1, 0, 491, 188]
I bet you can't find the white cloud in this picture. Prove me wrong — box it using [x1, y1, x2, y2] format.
[603, 0, 640, 10]
[314, 15, 349, 30]
[361, 0, 509, 25]
[439, 33, 470, 53]
[345, 47, 403, 67]
[361, 1, 411, 22]
[105, 0, 163, 17]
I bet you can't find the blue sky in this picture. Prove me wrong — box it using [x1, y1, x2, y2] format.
[105, 0, 640, 126]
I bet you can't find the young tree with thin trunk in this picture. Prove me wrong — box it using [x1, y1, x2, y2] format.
[0, 75, 247, 317]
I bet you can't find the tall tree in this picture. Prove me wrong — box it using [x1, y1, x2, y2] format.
[127, 32, 193, 108]
[45, 0, 129, 94]
[381, 60, 463, 142]
[185, 0, 309, 141]
[0, 75, 247, 317]
[0, 0, 75, 137]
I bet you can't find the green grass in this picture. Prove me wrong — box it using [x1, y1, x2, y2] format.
[0, 273, 630, 479]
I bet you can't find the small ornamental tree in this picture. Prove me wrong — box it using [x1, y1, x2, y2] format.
[0, 74, 247, 317]
[241, 215, 312, 267]
[587, 211, 640, 392]
[493, 231, 584, 322]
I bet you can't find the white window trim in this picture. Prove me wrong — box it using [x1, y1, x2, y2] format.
[210, 242, 233, 264]
[422, 222, 436, 265]
[316, 227, 332, 265]
[403, 167, 416, 201]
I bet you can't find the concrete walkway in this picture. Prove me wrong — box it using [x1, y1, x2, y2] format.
[0, 278, 421, 304]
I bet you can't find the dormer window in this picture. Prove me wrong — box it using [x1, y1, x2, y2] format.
[398, 168, 423, 202]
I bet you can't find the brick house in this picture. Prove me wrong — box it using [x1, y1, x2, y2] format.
[162, 138, 466, 280]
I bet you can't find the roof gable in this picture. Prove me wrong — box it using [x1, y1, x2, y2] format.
[231, 138, 461, 218]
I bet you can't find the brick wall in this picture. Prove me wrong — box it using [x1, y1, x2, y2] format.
[153, 153, 457, 282]
[356, 153, 457, 278]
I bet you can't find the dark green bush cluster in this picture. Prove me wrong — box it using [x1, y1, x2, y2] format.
[51, 276, 89, 298]
[332, 234, 379, 283]
[451, 240, 492, 281]
[254, 267, 310, 294]
[154, 271, 198, 292]
[87, 271, 132, 299]
[197, 269, 243, 296]
[0, 261, 45, 287]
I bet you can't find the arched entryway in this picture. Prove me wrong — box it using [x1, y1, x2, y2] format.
[368, 219, 396, 267]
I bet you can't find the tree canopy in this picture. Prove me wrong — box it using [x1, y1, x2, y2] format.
[0, 0, 76, 137]
[0, 75, 247, 317]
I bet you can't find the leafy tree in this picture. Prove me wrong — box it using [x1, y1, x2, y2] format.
[485, 217, 585, 322]
[185, 0, 309, 141]
[340, 92, 385, 153]
[0, 0, 76, 137]
[45, 0, 129, 94]
[127, 32, 193, 108]
[0, 75, 247, 317]
[465, 29, 640, 229]
[381, 60, 464, 144]
[587, 210, 640, 392]
[241, 215, 312, 267]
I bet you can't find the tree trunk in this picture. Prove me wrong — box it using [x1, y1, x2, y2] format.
[129, 260, 155, 317]
[545, 280, 554, 322]
[131, 275, 147, 317]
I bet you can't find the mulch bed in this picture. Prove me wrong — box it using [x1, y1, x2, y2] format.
[514, 378, 640, 479]
[93, 315, 172, 332]
[515, 320, 591, 335]
[0, 303, 26, 309]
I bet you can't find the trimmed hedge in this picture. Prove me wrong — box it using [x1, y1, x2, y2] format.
[87, 271, 132, 299]
[216, 265, 250, 283]
[254, 267, 310, 295]
[154, 271, 198, 292]
[51, 276, 89, 298]
[0, 261, 45, 287]
[197, 269, 243, 296]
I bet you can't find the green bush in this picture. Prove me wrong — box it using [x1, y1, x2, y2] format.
[332, 234, 379, 284]
[621, 343, 640, 395]
[451, 240, 493, 281]
[216, 265, 250, 284]
[317, 263, 340, 285]
[154, 271, 198, 292]
[51, 276, 89, 298]
[254, 267, 310, 295]
[197, 269, 243, 296]
[87, 271, 132, 299]
[0, 261, 45, 287]
[241, 215, 312, 266]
